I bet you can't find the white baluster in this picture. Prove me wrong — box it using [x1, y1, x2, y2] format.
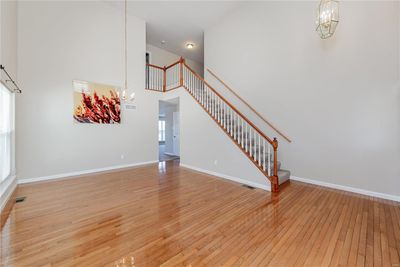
[202, 82, 204, 106]
[249, 128, 252, 157]
[156, 69, 159, 90]
[233, 113, 236, 140]
[152, 68, 155, 89]
[190, 70, 192, 93]
[224, 103, 227, 129]
[254, 131, 257, 160]
[158, 69, 160, 90]
[213, 93, 216, 118]
[241, 119, 244, 147]
[149, 68, 152, 89]
[258, 134, 261, 166]
[205, 87, 208, 111]
[245, 123, 248, 152]
[219, 99, 222, 124]
[263, 139, 266, 171]
[199, 79, 202, 104]
[212, 92, 214, 117]
[191, 72, 194, 94]
[226, 107, 229, 132]
[268, 145, 271, 176]
[255, 133, 258, 163]
[176, 65, 178, 87]
[155, 68, 157, 89]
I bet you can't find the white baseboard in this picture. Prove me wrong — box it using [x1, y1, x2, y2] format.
[0, 175, 17, 212]
[18, 160, 159, 185]
[290, 175, 400, 202]
[180, 163, 270, 191]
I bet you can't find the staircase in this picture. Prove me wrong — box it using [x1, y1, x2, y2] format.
[146, 58, 290, 192]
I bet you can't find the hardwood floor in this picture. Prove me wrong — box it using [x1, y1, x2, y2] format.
[1, 160, 399, 266]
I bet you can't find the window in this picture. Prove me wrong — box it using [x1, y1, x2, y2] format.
[0, 82, 14, 182]
[158, 119, 165, 142]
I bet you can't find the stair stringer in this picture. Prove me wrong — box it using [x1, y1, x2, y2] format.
[163, 87, 271, 191]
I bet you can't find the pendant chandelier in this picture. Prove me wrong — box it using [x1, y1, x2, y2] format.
[316, 0, 339, 39]
[120, 0, 135, 102]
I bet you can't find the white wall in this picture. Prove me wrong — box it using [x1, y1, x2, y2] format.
[1, 0, 17, 79]
[16, 1, 159, 181]
[204, 1, 400, 197]
[0, 0, 18, 210]
[147, 44, 204, 76]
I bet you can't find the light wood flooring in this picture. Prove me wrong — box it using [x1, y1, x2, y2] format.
[1, 160, 399, 266]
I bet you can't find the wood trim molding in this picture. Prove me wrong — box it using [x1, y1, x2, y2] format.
[207, 68, 292, 143]
[145, 88, 164, 92]
[290, 176, 400, 202]
[165, 59, 181, 70]
[1, 177, 17, 229]
[183, 63, 275, 147]
[18, 161, 159, 185]
[180, 163, 270, 191]
[146, 63, 164, 70]
[165, 85, 181, 92]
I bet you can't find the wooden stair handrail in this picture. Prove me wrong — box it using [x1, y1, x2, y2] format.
[145, 59, 279, 147]
[165, 59, 181, 70]
[183, 62, 275, 147]
[207, 68, 292, 143]
[145, 58, 280, 191]
[146, 63, 164, 70]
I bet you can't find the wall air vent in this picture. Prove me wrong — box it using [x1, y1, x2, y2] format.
[15, 197, 26, 203]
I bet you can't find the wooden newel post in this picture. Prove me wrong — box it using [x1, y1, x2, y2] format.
[180, 57, 184, 87]
[272, 137, 279, 193]
[163, 66, 166, 92]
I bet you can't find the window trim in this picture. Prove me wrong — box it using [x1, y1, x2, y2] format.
[0, 80, 15, 183]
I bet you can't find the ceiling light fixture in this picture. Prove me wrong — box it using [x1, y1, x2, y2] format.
[186, 43, 195, 49]
[316, 0, 339, 39]
[119, 0, 135, 103]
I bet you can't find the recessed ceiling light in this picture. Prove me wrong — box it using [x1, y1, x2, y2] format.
[161, 40, 166, 45]
[186, 43, 195, 49]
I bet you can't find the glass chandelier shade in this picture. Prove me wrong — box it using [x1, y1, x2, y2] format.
[316, 0, 339, 39]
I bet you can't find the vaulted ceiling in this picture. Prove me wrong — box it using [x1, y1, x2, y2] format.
[107, 1, 243, 64]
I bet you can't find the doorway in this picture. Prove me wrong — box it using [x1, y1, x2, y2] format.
[158, 98, 180, 162]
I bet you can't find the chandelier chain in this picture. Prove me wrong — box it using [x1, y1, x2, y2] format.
[124, 0, 128, 91]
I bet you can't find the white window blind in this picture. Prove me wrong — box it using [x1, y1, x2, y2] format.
[158, 119, 165, 142]
[0, 82, 14, 182]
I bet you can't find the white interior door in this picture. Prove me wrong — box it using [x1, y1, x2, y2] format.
[172, 111, 180, 156]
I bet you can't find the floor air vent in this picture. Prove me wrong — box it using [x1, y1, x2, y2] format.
[242, 185, 256, 190]
[16, 197, 26, 203]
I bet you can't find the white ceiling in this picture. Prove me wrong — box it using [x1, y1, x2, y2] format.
[159, 98, 179, 116]
[107, 1, 243, 63]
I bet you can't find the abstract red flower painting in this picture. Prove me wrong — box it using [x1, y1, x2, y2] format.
[73, 80, 121, 124]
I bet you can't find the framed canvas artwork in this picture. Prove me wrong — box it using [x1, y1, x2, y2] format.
[73, 80, 121, 124]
